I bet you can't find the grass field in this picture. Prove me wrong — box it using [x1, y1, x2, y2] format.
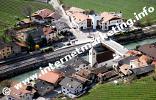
[79, 75, 156, 100]
[0, 0, 52, 37]
[62, 0, 156, 24]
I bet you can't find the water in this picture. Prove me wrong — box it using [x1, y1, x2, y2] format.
[124, 38, 156, 49]
[11, 38, 156, 82]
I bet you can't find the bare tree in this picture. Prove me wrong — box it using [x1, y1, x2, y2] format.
[22, 5, 33, 20]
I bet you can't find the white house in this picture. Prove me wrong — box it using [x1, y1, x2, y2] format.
[64, 57, 90, 72]
[59, 77, 83, 98]
[100, 12, 123, 31]
[68, 12, 92, 30]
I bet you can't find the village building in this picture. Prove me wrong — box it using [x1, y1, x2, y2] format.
[0, 41, 12, 59]
[115, 54, 154, 77]
[64, 57, 90, 72]
[52, 20, 71, 33]
[42, 25, 57, 41]
[152, 60, 156, 67]
[17, 18, 32, 28]
[131, 65, 155, 77]
[97, 70, 118, 83]
[59, 77, 84, 98]
[34, 71, 63, 96]
[118, 64, 133, 76]
[75, 69, 96, 82]
[99, 12, 123, 31]
[66, 7, 85, 13]
[67, 7, 123, 31]
[3, 86, 36, 100]
[89, 44, 117, 68]
[68, 12, 92, 30]
[31, 9, 53, 24]
[138, 44, 156, 60]
[54, 65, 77, 76]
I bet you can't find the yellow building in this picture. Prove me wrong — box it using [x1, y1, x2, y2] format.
[0, 41, 12, 59]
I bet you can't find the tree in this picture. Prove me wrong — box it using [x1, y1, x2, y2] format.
[134, 20, 142, 27]
[89, 10, 96, 15]
[145, 16, 152, 26]
[22, 5, 32, 20]
[4, 28, 16, 39]
[40, 37, 47, 47]
[0, 80, 12, 88]
[26, 34, 35, 51]
[146, 59, 153, 65]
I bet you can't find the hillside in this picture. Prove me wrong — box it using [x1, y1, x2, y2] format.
[0, 0, 52, 36]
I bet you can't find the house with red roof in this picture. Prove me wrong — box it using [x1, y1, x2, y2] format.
[99, 12, 123, 31]
[34, 71, 63, 96]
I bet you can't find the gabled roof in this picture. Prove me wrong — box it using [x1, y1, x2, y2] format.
[100, 12, 121, 23]
[138, 44, 156, 60]
[76, 69, 92, 79]
[67, 7, 85, 13]
[119, 56, 138, 65]
[39, 71, 63, 84]
[55, 65, 76, 76]
[47, 12, 61, 20]
[131, 65, 154, 76]
[32, 9, 53, 18]
[34, 80, 54, 92]
[91, 66, 108, 75]
[70, 12, 90, 23]
[42, 26, 55, 35]
[59, 77, 82, 90]
[9, 86, 35, 100]
[64, 57, 90, 68]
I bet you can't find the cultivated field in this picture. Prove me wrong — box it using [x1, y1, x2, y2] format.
[79, 75, 156, 100]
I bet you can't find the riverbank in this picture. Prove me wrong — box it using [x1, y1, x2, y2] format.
[112, 25, 156, 45]
[9, 37, 156, 82]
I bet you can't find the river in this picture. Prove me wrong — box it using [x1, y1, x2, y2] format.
[11, 38, 156, 82]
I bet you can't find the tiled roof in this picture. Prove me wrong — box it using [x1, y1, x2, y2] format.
[32, 9, 53, 18]
[59, 77, 82, 90]
[100, 12, 121, 23]
[138, 44, 156, 60]
[64, 57, 90, 68]
[71, 12, 90, 23]
[9, 85, 35, 100]
[39, 71, 63, 84]
[43, 26, 55, 35]
[67, 7, 85, 13]
[47, 12, 61, 20]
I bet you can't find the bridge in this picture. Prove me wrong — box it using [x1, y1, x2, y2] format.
[102, 39, 128, 56]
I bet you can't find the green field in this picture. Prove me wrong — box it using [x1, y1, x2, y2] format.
[79, 76, 156, 100]
[0, 0, 52, 36]
[62, 0, 156, 24]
